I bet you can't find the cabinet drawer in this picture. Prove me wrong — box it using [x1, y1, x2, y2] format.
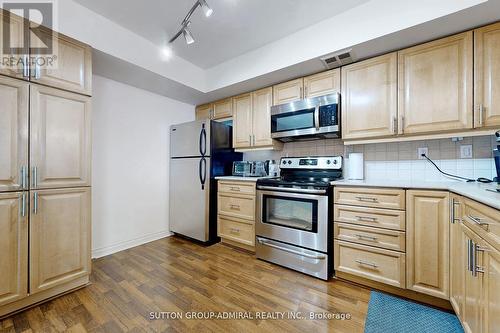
[218, 181, 256, 195]
[334, 222, 406, 252]
[334, 187, 405, 210]
[462, 198, 500, 251]
[334, 240, 406, 288]
[218, 194, 255, 221]
[218, 217, 255, 246]
[334, 205, 406, 231]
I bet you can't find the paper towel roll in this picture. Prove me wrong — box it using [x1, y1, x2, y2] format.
[348, 153, 364, 180]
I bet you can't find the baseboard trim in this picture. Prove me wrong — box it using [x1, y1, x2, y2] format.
[92, 230, 173, 258]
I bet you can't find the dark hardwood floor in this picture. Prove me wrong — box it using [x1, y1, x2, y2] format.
[0, 237, 371, 333]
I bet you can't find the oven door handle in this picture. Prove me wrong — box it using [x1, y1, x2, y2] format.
[257, 185, 326, 194]
[257, 238, 326, 259]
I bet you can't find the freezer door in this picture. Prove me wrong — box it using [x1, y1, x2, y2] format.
[169, 157, 210, 241]
[170, 120, 211, 158]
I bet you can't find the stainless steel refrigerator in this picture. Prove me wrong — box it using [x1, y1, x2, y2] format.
[169, 120, 242, 243]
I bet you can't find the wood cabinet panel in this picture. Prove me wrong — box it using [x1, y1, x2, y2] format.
[304, 69, 340, 98]
[213, 98, 233, 119]
[218, 181, 256, 196]
[272, 78, 303, 105]
[334, 205, 406, 231]
[449, 194, 465, 319]
[342, 53, 397, 140]
[195, 104, 212, 120]
[483, 244, 500, 333]
[406, 190, 450, 299]
[398, 32, 473, 135]
[0, 10, 26, 79]
[334, 187, 406, 210]
[31, 28, 92, 95]
[0, 76, 28, 192]
[334, 222, 405, 252]
[218, 216, 255, 247]
[218, 193, 255, 221]
[30, 85, 91, 189]
[0, 192, 28, 306]
[252, 87, 273, 147]
[29, 188, 91, 294]
[232, 93, 252, 148]
[474, 22, 500, 128]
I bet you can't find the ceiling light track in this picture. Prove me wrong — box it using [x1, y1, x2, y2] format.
[169, 0, 213, 45]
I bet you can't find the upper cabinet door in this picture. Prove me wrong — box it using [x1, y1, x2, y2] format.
[31, 27, 92, 96]
[252, 87, 273, 147]
[342, 53, 398, 140]
[0, 10, 27, 79]
[232, 93, 252, 148]
[273, 78, 304, 106]
[474, 22, 500, 128]
[398, 32, 473, 135]
[213, 98, 233, 119]
[0, 192, 28, 306]
[30, 187, 91, 294]
[0, 76, 28, 192]
[30, 85, 91, 189]
[406, 190, 450, 300]
[304, 69, 340, 98]
[195, 104, 212, 120]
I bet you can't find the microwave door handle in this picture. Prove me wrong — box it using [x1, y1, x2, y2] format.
[314, 106, 320, 130]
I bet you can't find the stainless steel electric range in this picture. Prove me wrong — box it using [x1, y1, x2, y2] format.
[255, 156, 343, 280]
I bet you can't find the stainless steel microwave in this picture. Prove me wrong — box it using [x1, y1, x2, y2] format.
[271, 93, 340, 142]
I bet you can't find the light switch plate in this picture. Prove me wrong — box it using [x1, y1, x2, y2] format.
[460, 145, 473, 159]
[417, 147, 428, 159]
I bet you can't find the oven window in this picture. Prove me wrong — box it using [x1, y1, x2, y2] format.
[262, 195, 318, 232]
[272, 109, 315, 132]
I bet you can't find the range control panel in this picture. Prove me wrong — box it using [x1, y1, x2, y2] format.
[280, 156, 342, 170]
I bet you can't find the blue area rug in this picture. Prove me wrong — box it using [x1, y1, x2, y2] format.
[364, 291, 463, 333]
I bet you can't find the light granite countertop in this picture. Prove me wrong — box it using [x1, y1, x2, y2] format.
[215, 176, 275, 182]
[331, 179, 500, 210]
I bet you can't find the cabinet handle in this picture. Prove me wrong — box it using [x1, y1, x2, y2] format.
[20, 166, 26, 189]
[355, 196, 378, 203]
[34, 62, 41, 80]
[33, 192, 38, 214]
[355, 234, 377, 242]
[450, 199, 461, 224]
[22, 55, 30, 78]
[478, 104, 484, 126]
[300, 87, 303, 98]
[355, 259, 378, 269]
[229, 227, 240, 234]
[400, 116, 405, 133]
[356, 216, 377, 222]
[230, 204, 240, 210]
[392, 116, 398, 134]
[249, 135, 252, 145]
[20, 193, 26, 217]
[467, 215, 490, 230]
[304, 86, 308, 97]
[32, 166, 38, 188]
[230, 187, 240, 191]
[476, 245, 491, 252]
[467, 239, 471, 272]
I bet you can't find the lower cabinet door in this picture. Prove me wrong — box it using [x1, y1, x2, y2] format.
[0, 192, 28, 306]
[29, 187, 91, 294]
[482, 243, 500, 333]
[449, 195, 465, 318]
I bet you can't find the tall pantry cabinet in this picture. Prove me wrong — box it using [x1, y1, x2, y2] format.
[0, 10, 92, 317]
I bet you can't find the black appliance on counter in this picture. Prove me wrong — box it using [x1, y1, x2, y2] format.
[495, 130, 500, 183]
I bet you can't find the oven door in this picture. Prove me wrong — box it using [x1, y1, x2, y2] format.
[256, 189, 329, 252]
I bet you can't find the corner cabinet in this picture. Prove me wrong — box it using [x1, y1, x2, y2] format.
[406, 190, 450, 299]
[398, 32, 473, 135]
[341, 53, 397, 140]
[474, 22, 500, 128]
[449, 194, 465, 319]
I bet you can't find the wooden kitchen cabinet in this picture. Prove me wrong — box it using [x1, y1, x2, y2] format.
[304, 69, 340, 98]
[30, 85, 92, 189]
[252, 87, 274, 147]
[482, 244, 500, 333]
[0, 10, 26, 79]
[0, 76, 28, 192]
[474, 22, 500, 128]
[406, 190, 450, 299]
[195, 103, 212, 120]
[30, 187, 91, 294]
[273, 78, 303, 105]
[30, 28, 92, 96]
[341, 53, 398, 140]
[232, 93, 253, 148]
[398, 32, 473, 135]
[213, 98, 233, 119]
[449, 194, 465, 319]
[0, 192, 28, 306]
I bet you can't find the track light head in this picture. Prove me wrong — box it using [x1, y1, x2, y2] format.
[183, 26, 195, 45]
[198, 0, 213, 17]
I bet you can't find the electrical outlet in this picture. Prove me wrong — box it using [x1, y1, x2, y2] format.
[460, 145, 473, 159]
[417, 147, 428, 159]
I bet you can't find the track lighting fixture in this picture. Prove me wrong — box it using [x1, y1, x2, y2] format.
[168, 0, 213, 45]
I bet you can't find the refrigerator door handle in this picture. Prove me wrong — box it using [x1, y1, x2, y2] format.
[199, 124, 207, 156]
[199, 157, 207, 190]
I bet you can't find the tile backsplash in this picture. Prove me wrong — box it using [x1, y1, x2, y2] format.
[243, 135, 498, 182]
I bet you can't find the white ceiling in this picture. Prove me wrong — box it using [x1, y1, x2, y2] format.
[72, 0, 370, 69]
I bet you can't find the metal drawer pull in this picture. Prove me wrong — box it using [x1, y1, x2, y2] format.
[468, 215, 490, 229]
[230, 204, 240, 210]
[476, 245, 491, 252]
[257, 238, 326, 260]
[229, 228, 240, 233]
[355, 234, 377, 242]
[356, 197, 378, 202]
[356, 216, 377, 222]
[476, 266, 485, 274]
[230, 187, 240, 191]
[20, 193, 26, 217]
[355, 259, 378, 268]
[33, 192, 39, 214]
[467, 239, 471, 272]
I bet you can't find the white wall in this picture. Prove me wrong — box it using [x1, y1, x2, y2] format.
[91, 75, 194, 258]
